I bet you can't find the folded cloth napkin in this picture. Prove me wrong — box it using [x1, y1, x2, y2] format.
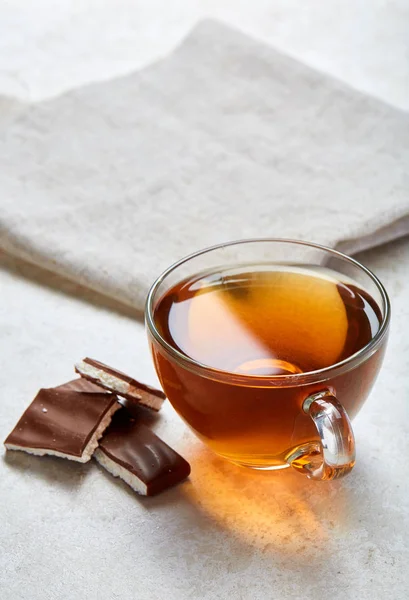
[1, 21, 408, 310]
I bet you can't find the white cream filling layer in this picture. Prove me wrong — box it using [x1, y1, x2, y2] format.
[75, 361, 141, 399]
[94, 448, 148, 495]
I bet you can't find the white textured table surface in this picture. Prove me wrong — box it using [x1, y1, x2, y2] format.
[1, 3, 409, 600]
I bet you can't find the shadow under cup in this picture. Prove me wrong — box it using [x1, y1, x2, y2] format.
[145, 240, 390, 481]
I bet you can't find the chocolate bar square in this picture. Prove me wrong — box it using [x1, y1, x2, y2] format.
[4, 381, 121, 462]
[94, 410, 190, 495]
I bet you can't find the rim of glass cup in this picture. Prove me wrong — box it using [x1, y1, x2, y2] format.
[145, 239, 390, 386]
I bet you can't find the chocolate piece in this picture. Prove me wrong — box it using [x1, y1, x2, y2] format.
[94, 410, 190, 496]
[75, 358, 166, 411]
[4, 384, 121, 462]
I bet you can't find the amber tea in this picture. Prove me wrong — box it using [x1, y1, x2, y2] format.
[150, 264, 385, 470]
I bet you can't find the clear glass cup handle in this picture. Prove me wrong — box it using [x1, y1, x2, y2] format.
[289, 390, 356, 481]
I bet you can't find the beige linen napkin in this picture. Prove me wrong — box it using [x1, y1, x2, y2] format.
[1, 21, 408, 310]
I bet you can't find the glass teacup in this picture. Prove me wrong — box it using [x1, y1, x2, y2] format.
[146, 239, 390, 480]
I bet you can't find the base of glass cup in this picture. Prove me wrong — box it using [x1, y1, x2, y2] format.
[234, 462, 291, 471]
[215, 451, 291, 471]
